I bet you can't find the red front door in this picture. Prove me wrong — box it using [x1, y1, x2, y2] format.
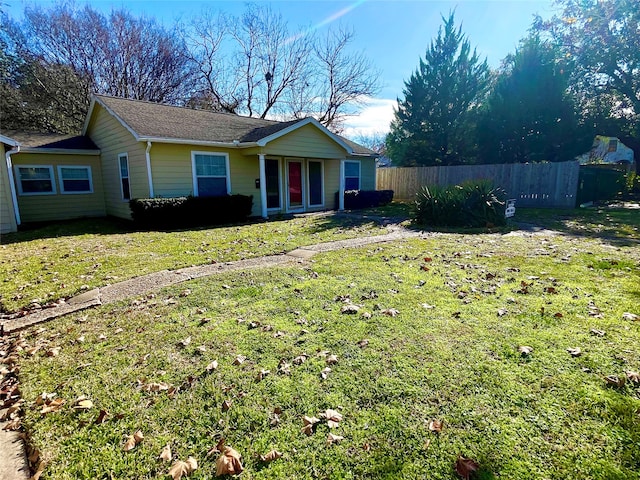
[288, 161, 303, 209]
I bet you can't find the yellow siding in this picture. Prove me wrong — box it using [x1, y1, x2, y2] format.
[12, 153, 106, 223]
[248, 124, 348, 159]
[86, 104, 147, 219]
[323, 159, 341, 210]
[150, 144, 262, 217]
[0, 143, 18, 234]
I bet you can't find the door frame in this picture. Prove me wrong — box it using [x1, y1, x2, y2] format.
[285, 158, 305, 213]
[265, 157, 283, 212]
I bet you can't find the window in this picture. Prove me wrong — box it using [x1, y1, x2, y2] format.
[118, 154, 131, 200]
[344, 160, 360, 191]
[308, 160, 323, 206]
[192, 152, 230, 197]
[57, 166, 93, 194]
[15, 165, 55, 195]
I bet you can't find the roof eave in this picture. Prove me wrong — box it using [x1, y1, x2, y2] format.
[140, 136, 258, 148]
[256, 117, 355, 154]
[0, 134, 20, 147]
[18, 147, 101, 155]
[84, 95, 141, 141]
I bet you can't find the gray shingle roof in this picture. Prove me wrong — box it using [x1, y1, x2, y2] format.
[94, 95, 375, 155]
[0, 130, 98, 150]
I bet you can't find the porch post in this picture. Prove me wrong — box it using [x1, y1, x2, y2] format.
[338, 159, 345, 211]
[259, 154, 268, 219]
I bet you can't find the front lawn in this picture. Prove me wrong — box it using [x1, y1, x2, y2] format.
[13, 232, 640, 479]
[0, 214, 386, 314]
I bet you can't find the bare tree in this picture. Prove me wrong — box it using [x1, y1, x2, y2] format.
[21, 3, 195, 104]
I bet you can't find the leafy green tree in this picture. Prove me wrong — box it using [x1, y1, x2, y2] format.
[386, 12, 490, 166]
[477, 35, 589, 164]
[535, 0, 640, 118]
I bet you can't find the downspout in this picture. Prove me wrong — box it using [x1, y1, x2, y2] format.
[145, 141, 154, 198]
[5, 146, 21, 225]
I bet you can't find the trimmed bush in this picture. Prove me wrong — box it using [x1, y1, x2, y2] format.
[334, 190, 394, 209]
[130, 195, 253, 229]
[415, 180, 506, 228]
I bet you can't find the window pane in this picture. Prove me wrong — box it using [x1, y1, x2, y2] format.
[344, 162, 359, 177]
[345, 177, 360, 190]
[119, 157, 129, 177]
[60, 167, 89, 180]
[63, 179, 91, 192]
[20, 167, 51, 180]
[198, 177, 227, 197]
[308, 161, 322, 205]
[122, 178, 131, 200]
[266, 159, 280, 209]
[195, 154, 226, 176]
[22, 179, 53, 193]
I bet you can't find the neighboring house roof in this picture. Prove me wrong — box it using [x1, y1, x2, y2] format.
[0, 130, 99, 154]
[85, 95, 375, 156]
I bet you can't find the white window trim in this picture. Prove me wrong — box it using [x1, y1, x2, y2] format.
[57, 165, 93, 194]
[307, 159, 325, 207]
[266, 157, 283, 211]
[344, 160, 361, 191]
[118, 153, 131, 201]
[14, 164, 56, 196]
[191, 151, 231, 196]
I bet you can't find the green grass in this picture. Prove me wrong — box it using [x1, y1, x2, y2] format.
[0, 215, 386, 313]
[14, 232, 640, 479]
[516, 206, 640, 242]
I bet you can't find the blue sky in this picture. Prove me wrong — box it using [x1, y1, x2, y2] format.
[6, 0, 556, 135]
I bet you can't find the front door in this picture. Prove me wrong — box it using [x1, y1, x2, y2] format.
[287, 160, 304, 212]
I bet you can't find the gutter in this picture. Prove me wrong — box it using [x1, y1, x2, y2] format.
[18, 147, 101, 155]
[138, 137, 258, 148]
[5, 146, 21, 226]
[145, 141, 154, 198]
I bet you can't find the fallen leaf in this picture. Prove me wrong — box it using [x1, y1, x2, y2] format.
[73, 396, 93, 410]
[160, 444, 172, 462]
[95, 409, 108, 424]
[179, 336, 191, 347]
[341, 304, 360, 314]
[256, 369, 270, 381]
[605, 375, 626, 387]
[497, 309, 507, 317]
[179, 289, 191, 297]
[196, 345, 206, 353]
[259, 450, 282, 463]
[207, 438, 226, 457]
[169, 456, 198, 479]
[205, 360, 218, 372]
[326, 433, 344, 445]
[622, 312, 639, 321]
[381, 308, 399, 317]
[357, 339, 369, 348]
[428, 419, 443, 433]
[455, 455, 480, 480]
[46, 347, 61, 357]
[233, 355, 246, 365]
[421, 303, 435, 309]
[320, 367, 332, 379]
[41, 398, 65, 415]
[222, 399, 232, 412]
[567, 347, 582, 357]
[98, 334, 107, 341]
[361, 311, 372, 319]
[216, 446, 243, 476]
[292, 355, 307, 365]
[625, 371, 640, 383]
[554, 312, 563, 318]
[326, 354, 338, 365]
[590, 329, 606, 337]
[123, 430, 144, 451]
[518, 346, 533, 356]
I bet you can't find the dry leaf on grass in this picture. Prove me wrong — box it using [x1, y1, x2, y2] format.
[123, 430, 144, 451]
[221, 399, 232, 412]
[72, 396, 93, 410]
[46, 347, 60, 357]
[605, 375, 626, 387]
[341, 305, 360, 314]
[41, 398, 65, 415]
[256, 369, 270, 381]
[567, 347, 582, 357]
[455, 455, 480, 480]
[259, 450, 282, 463]
[381, 308, 399, 317]
[233, 355, 246, 365]
[179, 337, 191, 348]
[518, 346, 533, 356]
[95, 409, 108, 424]
[216, 447, 243, 476]
[622, 312, 639, 321]
[497, 309, 508, 317]
[320, 367, 332, 379]
[322, 409, 343, 428]
[357, 339, 369, 348]
[326, 433, 344, 445]
[326, 354, 338, 365]
[590, 329, 606, 337]
[205, 360, 218, 372]
[160, 444, 172, 462]
[169, 456, 198, 479]
[428, 419, 443, 433]
[301, 415, 321, 436]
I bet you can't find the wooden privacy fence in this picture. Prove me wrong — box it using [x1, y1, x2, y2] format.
[376, 161, 580, 208]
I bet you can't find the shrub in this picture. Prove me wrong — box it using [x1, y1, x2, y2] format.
[334, 190, 394, 209]
[130, 195, 253, 229]
[415, 180, 506, 228]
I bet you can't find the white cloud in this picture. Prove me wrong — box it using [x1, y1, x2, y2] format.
[342, 97, 397, 138]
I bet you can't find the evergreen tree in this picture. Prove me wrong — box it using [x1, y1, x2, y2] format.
[386, 12, 489, 166]
[477, 35, 589, 164]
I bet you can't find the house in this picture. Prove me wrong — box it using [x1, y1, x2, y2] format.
[1, 134, 20, 234]
[1, 95, 377, 232]
[577, 135, 635, 165]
